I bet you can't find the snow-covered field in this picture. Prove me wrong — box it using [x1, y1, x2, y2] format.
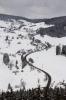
[0, 19, 66, 91]
[27, 46, 66, 87]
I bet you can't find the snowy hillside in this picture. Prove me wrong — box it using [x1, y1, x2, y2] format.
[0, 15, 66, 91]
[27, 46, 66, 87]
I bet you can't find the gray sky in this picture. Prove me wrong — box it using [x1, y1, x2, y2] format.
[0, 0, 66, 18]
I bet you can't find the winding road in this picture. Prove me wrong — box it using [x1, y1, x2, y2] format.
[22, 47, 51, 97]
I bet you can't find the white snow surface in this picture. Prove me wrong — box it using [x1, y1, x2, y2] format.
[0, 19, 65, 91]
[27, 47, 66, 86]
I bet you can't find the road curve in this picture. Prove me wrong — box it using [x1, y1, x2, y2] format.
[24, 49, 51, 97]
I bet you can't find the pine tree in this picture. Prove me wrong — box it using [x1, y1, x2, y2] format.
[56, 45, 61, 55]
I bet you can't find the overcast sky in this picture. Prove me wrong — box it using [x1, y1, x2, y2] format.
[0, 0, 66, 18]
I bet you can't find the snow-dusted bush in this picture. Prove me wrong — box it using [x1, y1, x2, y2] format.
[30, 66, 35, 71]
[3, 53, 10, 65]
[29, 58, 34, 63]
[56, 45, 61, 55]
[21, 55, 27, 69]
[62, 45, 66, 55]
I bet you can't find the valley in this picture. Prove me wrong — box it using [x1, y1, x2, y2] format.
[0, 15, 66, 92]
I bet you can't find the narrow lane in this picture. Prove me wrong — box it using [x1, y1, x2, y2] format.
[23, 48, 51, 97]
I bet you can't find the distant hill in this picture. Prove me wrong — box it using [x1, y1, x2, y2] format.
[37, 16, 66, 37]
[0, 13, 46, 22]
[0, 13, 66, 24]
[0, 14, 66, 37]
[45, 16, 66, 25]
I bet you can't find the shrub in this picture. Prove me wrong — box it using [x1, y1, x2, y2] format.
[3, 53, 10, 65]
[29, 58, 34, 63]
[56, 45, 61, 55]
[62, 45, 66, 55]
